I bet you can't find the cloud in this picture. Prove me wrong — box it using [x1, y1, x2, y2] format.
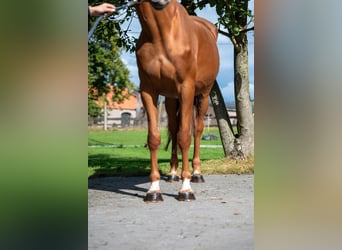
[217, 42, 234, 71]
[221, 81, 235, 102]
[249, 81, 254, 100]
[220, 80, 254, 102]
[121, 52, 139, 86]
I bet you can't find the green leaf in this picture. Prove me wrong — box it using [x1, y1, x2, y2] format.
[232, 26, 240, 36]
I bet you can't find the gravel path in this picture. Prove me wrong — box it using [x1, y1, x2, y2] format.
[88, 175, 254, 250]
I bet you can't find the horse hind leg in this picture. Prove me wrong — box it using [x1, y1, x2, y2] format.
[165, 98, 180, 182]
[191, 95, 208, 183]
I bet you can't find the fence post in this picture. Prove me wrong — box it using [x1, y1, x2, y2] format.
[104, 102, 107, 131]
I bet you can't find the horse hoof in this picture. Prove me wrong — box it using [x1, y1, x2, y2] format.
[177, 191, 196, 201]
[166, 175, 180, 182]
[144, 192, 164, 202]
[191, 174, 205, 183]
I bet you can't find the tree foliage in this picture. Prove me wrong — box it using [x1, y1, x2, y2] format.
[182, 0, 254, 47]
[88, 0, 134, 118]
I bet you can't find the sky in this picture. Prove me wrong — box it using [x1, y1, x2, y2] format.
[119, 1, 254, 102]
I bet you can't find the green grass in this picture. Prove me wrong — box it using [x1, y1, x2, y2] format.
[88, 128, 253, 178]
[88, 127, 225, 146]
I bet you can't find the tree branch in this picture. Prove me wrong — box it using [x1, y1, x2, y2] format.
[240, 26, 254, 33]
[218, 28, 239, 50]
[246, 17, 254, 28]
[218, 29, 231, 38]
[194, 0, 210, 9]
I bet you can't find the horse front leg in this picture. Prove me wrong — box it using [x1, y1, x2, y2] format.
[141, 91, 163, 202]
[165, 98, 180, 182]
[177, 85, 196, 201]
[191, 95, 209, 183]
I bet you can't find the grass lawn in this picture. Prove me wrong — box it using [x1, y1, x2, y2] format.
[88, 127, 254, 178]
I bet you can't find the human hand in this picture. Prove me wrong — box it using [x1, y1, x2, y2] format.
[89, 3, 116, 17]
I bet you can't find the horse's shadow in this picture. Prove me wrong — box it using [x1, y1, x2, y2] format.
[88, 176, 178, 201]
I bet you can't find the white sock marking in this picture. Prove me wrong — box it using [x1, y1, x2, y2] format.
[169, 170, 177, 175]
[180, 178, 192, 192]
[148, 180, 160, 192]
[193, 170, 200, 175]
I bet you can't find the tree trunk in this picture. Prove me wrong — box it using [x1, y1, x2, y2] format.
[210, 80, 236, 156]
[180, 0, 254, 158]
[233, 33, 254, 158]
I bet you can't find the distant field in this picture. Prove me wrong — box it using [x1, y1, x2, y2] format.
[88, 128, 253, 178]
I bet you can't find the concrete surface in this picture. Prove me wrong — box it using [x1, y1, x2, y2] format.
[88, 175, 254, 250]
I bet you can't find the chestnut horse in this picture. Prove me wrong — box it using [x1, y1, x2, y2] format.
[136, 0, 219, 202]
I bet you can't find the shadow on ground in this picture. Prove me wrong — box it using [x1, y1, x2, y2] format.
[88, 176, 179, 201]
[88, 154, 170, 178]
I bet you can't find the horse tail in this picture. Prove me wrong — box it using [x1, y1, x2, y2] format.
[164, 99, 182, 153]
[164, 99, 196, 152]
[164, 133, 171, 151]
[192, 96, 198, 138]
[164, 112, 180, 152]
